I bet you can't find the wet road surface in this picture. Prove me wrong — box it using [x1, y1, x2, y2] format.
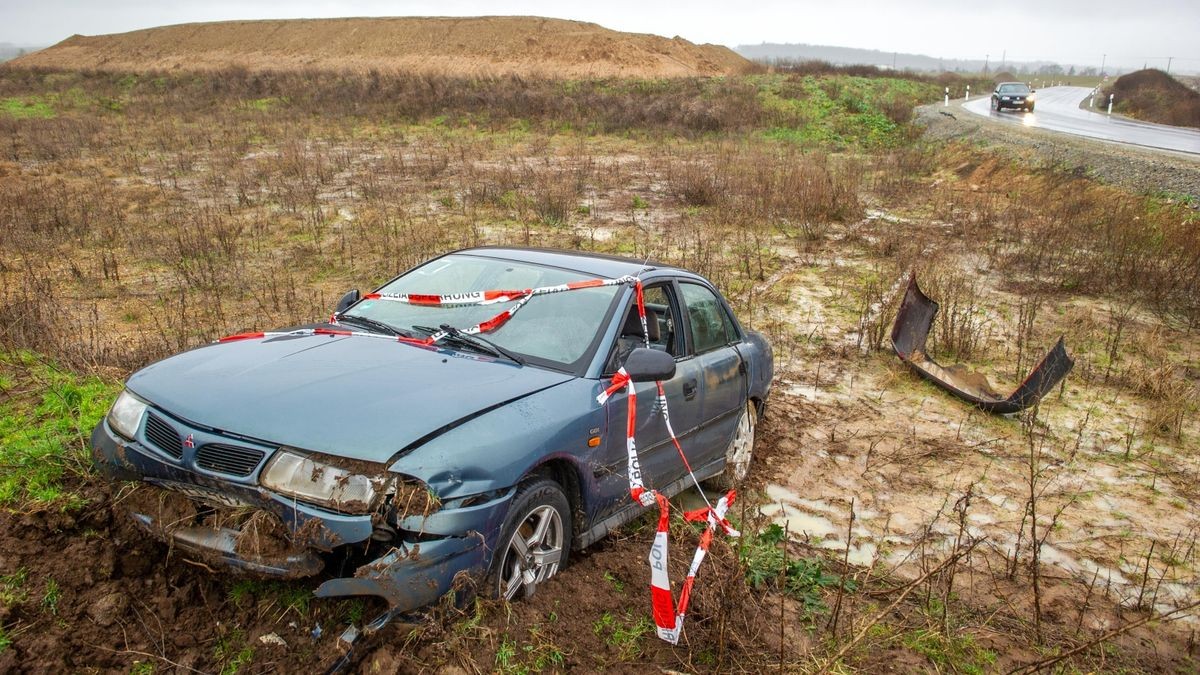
[961, 86, 1200, 155]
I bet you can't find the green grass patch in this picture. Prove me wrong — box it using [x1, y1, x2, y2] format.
[0, 567, 29, 605]
[41, 578, 60, 615]
[494, 626, 568, 674]
[242, 96, 287, 112]
[902, 627, 997, 674]
[592, 611, 652, 660]
[0, 351, 119, 508]
[753, 74, 935, 149]
[227, 578, 312, 616]
[740, 523, 857, 616]
[0, 97, 55, 119]
[214, 627, 254, 675]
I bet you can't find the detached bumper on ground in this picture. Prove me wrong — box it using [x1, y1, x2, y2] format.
[91, 418, 503, 611]
[891, 275, 1074, 414]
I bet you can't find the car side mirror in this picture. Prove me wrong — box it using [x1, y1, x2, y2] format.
[335, 289, 360, 314]
[623, 348, 675, 382]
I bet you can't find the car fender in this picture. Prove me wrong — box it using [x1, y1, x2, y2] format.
[387, 377, 605, 503]
[742, 329, 774, 406]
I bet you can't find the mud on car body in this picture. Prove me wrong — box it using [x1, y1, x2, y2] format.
[92, 247, 773, 620]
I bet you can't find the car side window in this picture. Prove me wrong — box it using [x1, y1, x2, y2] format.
[605, 283, 680, 374]
[680, 282, 738, 354]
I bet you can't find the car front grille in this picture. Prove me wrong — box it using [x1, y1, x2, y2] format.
[143, 413, 183, 459]
[195, 444, 266, 477]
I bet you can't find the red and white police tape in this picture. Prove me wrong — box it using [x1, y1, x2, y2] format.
[596, 287, 738, 645]
[361, 274, 639, 307]
[219, 273, 738, 644]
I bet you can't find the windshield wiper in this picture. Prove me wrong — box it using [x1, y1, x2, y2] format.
[337, 314, 413, 338]
[411, 325, 525, 365]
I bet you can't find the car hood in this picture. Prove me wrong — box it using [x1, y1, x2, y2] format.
[127, 333, 574, 464]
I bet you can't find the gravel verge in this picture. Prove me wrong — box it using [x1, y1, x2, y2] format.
[916, 101, 1200, 200]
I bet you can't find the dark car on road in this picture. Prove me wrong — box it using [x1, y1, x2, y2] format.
[92, 247, 773, 625]
[991, 82, 1036, 112]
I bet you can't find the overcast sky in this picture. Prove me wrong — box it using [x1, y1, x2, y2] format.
[1, 0, 1196, 72]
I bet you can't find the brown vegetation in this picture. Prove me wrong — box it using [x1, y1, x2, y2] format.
[1105, 68, 1200, 128]
[10, 16, 756, 79]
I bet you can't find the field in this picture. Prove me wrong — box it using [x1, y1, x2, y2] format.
[1, 63, 1199, 673]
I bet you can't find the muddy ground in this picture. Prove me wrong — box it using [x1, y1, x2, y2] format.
[0, 397, 1196, 673]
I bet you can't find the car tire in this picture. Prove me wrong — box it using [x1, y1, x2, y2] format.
[488, 478, 571, 602]
[703, 401, 757, 490]
[1027, 103, 1035, 113]
[991, 98, 998, 112]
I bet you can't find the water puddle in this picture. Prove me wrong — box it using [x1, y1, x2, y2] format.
[760, 483, 880, 566]
[760, 501, 840, 539]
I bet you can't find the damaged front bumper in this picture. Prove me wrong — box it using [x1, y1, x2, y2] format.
[92, 417, 509, 611]
[890, 275, 1074, 414]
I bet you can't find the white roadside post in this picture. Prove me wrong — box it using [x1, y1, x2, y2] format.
[944, 87, 949, 107]
[965, 85, 970, 101]
[1090, 89, 1095, 108]
[1107, 93, 1114, 116]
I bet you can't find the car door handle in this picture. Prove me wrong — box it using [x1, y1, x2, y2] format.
[683, 379, 698, 400]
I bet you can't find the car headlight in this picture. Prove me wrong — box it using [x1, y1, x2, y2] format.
[261, 450, 388, 513]
[1027, 93, 1036, 101]
[108, 390, 148, 440]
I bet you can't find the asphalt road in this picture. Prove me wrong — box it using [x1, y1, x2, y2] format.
[961, 86, 1200, 155]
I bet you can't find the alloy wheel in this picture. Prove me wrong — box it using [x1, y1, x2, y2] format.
[497, 504, 565, 600]
[726, 402, 756, 483]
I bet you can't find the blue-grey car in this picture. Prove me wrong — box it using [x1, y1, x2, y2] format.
[92, 247, 773, 619]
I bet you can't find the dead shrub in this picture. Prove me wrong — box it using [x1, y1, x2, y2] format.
[915, 261, 989, 361]
[668, 161, 725, 207]
[1132, 365, 1197, 438]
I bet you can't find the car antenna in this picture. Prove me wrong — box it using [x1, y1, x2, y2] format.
[635, 253, 652, 280]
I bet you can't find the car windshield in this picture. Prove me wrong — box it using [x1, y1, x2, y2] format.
[998, 83, 1031, 94]
[344, 254, 622, 368]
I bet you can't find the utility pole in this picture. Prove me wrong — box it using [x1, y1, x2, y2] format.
[983, 53, 989, 75]
[1166, 56, 1173, 74]
[892, 52, 897, 70]
[1100, 53, 1106, 77]
[1001, 49, 1006, 70]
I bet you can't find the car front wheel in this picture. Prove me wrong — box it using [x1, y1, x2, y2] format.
[705, 401, 757, 489]
[489, 478, 571, 601]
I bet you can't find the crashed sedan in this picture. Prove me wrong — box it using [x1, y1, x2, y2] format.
[92, 247, 773, 622]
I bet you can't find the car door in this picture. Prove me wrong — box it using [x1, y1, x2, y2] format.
[593, 281, 705, 517]
[678, 281, 747, 472]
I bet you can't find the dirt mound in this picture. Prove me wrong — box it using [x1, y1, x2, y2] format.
[10, 16, 755, 79]
[1104, 68, 1200, 128]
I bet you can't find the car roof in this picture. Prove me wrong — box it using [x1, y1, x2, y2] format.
[998, 82, 1029, 86]
[451, 246, 688, 279]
